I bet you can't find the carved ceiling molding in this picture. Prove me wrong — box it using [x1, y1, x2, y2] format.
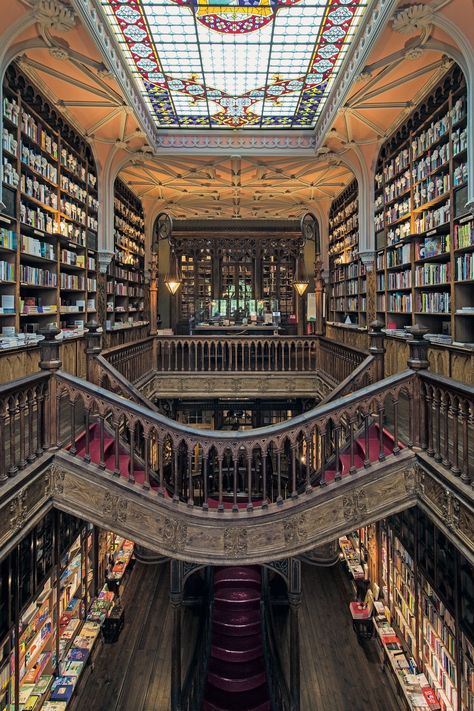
[21, 0, 76, 32]
[153, 133, 317, 153]
[313, 0, 400, 149]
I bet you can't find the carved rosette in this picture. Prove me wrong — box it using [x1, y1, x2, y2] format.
[342, 489, 368, 525]
[224, 527, 248, 558]
[283, 514, 308, 545]
[10, 491, 28, 533]
[162, 517, 188, 553]
[103, 492, 128, 523]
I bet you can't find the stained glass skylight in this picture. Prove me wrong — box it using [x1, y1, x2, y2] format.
[101, 0, 369, 128]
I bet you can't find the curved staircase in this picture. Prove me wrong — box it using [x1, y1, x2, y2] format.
[203, 566, 270, 711]
[71, 424, 162, 490]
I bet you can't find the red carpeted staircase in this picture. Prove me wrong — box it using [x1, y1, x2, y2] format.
[71, 423, 160, 490]
[202, 566, 270, 711]
[324, 422, 403, 483]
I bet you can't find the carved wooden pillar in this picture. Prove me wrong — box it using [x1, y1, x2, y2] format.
[360, 253, 376, 328]
[149, 248, 159, 363]
[405, 324, 430, 450]
[368, 320, 385, 382]
[97, 252, 113, 331]
[289, 558, 301, 711]
[170, 559, 183, 711]
[313, 259, 326, 336]
[39, 324, 62, 450]
[85, 320, 102, 385]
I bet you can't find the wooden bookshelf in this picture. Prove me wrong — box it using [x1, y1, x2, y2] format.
[374, 64, 470, 346]
[1, 64, 99, 343]
[106, 178, 147, 334]
[328, 179, 366, 327]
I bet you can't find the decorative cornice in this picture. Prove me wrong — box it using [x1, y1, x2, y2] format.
[313, 0, 399, 149]
[153, 132, 316, 152]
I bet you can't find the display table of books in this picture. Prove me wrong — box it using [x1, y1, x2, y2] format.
[339, 535, 365, 580]
[373, 601, 441, 710]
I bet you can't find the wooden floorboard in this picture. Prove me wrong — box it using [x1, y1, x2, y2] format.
[275, 562, 402, 711]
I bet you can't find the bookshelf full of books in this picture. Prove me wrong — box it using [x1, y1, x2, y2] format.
[374, 63, 471, 346]
[106, 178, 147, 333]
[328, 179, 367, 327]
[376, 510, 474, 711]
[1, 63, 99, 348]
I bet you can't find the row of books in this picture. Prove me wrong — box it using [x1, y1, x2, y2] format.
[417, 292, 451, 314]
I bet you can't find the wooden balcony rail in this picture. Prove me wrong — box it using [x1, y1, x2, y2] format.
[156, 336, 319, 373]
[0, 372, 50, 483]
[54, 369, 414, 513]
[318, 337, 368, 384]
[102, 337, 155, 384]
[419, 372, 474, 485]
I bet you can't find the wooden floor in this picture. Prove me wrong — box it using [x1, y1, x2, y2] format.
[74, 560, 401, 711]
[275, 563, 402, 711]
[73, 561, 198, 711]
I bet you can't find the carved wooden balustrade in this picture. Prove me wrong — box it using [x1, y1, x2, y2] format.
[0, 372, 49, 483]
[102, 337, 155, 384]
[419, 372, 474, 484]
[100, 335, 372, 390]
[52, 368, 415, 513]
[318, 337, 368, 384]
[155, 336, 319, 374]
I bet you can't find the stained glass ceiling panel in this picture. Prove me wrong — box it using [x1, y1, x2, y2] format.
[101, 0, 369, 128]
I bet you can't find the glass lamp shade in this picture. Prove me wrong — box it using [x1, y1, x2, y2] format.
[164, 275, 182, 295]
[293, 280, 309, 297]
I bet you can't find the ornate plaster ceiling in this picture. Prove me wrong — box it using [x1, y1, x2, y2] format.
[119, 154, 352, 218]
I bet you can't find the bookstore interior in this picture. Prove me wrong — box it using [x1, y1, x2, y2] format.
[0, 0, 474, 710]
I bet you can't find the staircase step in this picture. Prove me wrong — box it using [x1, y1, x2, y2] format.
[213, 608, 261, 637]
[214, 589, 260, 610]
[76, 435, 114, 463]
[214, 567, 261, 590]
[339, 453, 365, 474]
[207, 658, 266, 693]
[203, 682, 270, 711]
[211, 633, 263, 662]
[104, 452, 130, 476]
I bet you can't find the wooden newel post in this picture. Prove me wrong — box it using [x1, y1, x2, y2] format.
[314, 259, 326, 337]
[405, 324, 430, 450]
[368, 320, 385, 381]
[38, 324, 62, 450]
[85, 320, 102, 385]
[170, 559, 183, 711]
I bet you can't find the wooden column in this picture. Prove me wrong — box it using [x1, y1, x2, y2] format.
[38, 324, 62, 451]
[289, 558, 301, 711]
[313, 259, 326, 337]
[170, 559, 183, 711]
[149, 249, 159, 364]
[85, 320, 102, 385]
[405, 324, 430, 450]
[368, 320, 385, 382]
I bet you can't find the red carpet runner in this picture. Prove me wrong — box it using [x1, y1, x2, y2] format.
[202, 566, 270, 711]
